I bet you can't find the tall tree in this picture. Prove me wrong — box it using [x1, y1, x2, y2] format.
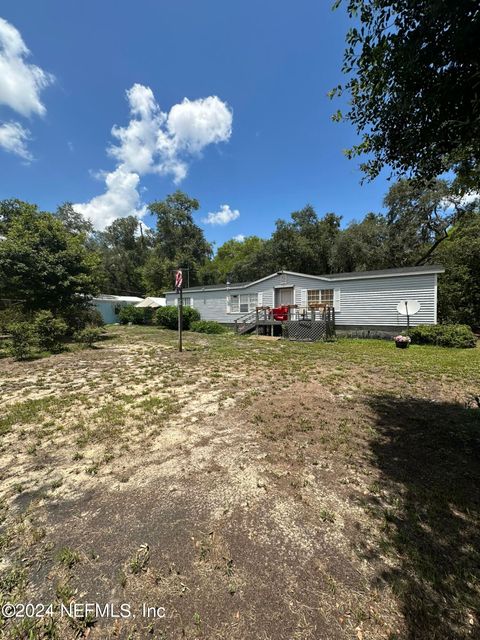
[333, 0, 480, 189]
[0, 202, 101, 313]
[143, 191, 212, 293]
[55, 202, 93, 236]
[330, 213, 390, 272]
[199, 236, 266, 284]
[0, 199, 39, 236]
[94, 216, 152, 295]
[383, 178, 476, 266]
[435, 212, 480, 327]
[267, 207, 341, 274]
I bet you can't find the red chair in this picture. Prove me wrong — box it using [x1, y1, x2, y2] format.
[271, 305, 290, 321]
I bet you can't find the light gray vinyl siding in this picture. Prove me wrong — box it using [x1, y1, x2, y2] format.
[165, 272, 438, 326]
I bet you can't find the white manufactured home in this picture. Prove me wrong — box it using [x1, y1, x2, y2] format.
[165, 265, 444, 334]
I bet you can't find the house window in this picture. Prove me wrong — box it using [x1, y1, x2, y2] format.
[229, 293, 257, 313]
[307, 289, 334, 306]
[183, 297, 192, 307]
[242, 294, 258, 313]
[230, 295, 239, 313]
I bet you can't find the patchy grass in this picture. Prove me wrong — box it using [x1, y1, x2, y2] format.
[0, 326, 478, 639]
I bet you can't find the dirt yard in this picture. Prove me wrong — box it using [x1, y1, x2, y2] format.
[0, 326, 479, 639]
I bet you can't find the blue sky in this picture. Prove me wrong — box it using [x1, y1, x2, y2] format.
[0, 0, 390, 248]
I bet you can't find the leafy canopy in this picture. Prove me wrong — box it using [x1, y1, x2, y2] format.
[0, 202, 101, 312]
[143, 190, 212, 293]
[332, 0, 480, 189]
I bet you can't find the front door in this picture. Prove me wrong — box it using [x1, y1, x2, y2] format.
[275, 287, 294, 306]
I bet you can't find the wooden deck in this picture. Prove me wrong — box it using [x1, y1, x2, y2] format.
[234, 306, 335, 341]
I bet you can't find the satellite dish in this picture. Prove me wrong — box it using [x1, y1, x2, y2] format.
[397, 300, 421, 316]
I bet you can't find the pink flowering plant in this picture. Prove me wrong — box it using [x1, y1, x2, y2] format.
[394, 335, 411, 343]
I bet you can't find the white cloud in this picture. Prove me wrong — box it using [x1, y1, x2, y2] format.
[203, 204, 240, 225]
[440, 191, 480, 211]
[167, 96, 232, 154]
[233, 234, 245, 242]
[0, 121, 33, 161]
[0, 17, 54, 117]
[458, 192, 480, 207]
[73, 167, 146, 230]
[75, 84, 233, 229]
[0, 17, 53, 163]
[108, 84, 163, 175]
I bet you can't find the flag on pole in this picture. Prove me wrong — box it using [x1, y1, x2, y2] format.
[175, 269, 183, 292]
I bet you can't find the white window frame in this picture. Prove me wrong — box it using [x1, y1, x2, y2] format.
[227, 293, 258, 314]
[307, 288, 334, 306]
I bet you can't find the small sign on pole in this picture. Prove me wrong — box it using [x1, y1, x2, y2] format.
[175, 269, 183, 352]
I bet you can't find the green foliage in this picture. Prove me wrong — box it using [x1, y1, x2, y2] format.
[154, 305, 200, 330]
[269, 208, 341, 275]
[7, 321, 36, 360]
[143, 191, 212, 293]
[34, 311, 68, 353]
[0, 202, 101, 314]
[199, 236, 266, 284]
[182, 307, 201, 330]
[408, 324, 477, 349]
[75, 326, 103, 348]
[55, 202, 93, 235]
[0, 199, 38, 236]
[93, 215, 152, 296]
[0, 306, 25, 333]
[330, 213, 389, 272]
[154, 306, 178, 330]
[190, 320, 227, 334]
[333, 1, 480, 189]
[118, 305, 153, 325]
[62, 305, 105, 334]
[436, 212, 480, 327]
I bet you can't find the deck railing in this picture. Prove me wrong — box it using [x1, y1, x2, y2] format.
[234, 305, 335, 338]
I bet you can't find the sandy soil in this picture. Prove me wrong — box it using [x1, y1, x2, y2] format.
[0, 327, 478, 639]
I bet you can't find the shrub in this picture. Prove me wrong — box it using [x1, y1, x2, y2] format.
[408, 324, 477, 348]
[75, 326, 103, 348]
[118, 306, 153, 325]
[154, 305, 200, 331]
[7, 321, 36, 360]
[84, 307, 105, 328]
[34, 310, 68, 353]
[61, 305, 105, 334]
[190, 320, 227, 334]
[154, 306, 178, 330]
[0, 306, 25, 333]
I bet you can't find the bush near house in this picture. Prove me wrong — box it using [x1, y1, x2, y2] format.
[118, 306, 153, 325]
[190, 320, 227, 334]
[408, 324, 477, 348]
[154, 305, 200, 331]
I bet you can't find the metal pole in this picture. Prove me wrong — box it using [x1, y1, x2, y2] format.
[178, 288, 183, 352]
